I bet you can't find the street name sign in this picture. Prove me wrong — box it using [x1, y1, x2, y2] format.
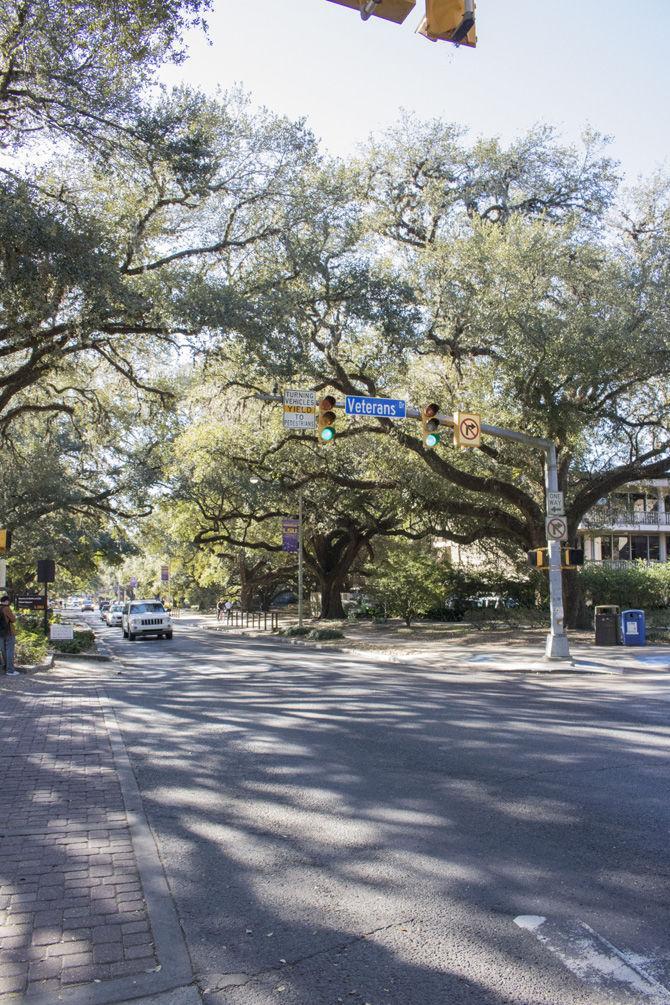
[545, 516, 569, 542]
[453, 412, 481, 448]
[547, 491, 565, 517]
[283, 389, 316, 429]
[16, 596, 46, 610]
[344, 395, 406, 419]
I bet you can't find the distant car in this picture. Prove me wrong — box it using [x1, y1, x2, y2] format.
[271, 591, 298, 606]
[122, 600, 173, 641]
[81, 601, 95, 612]
[105, 603, 124, 627]
[99, 601, 111, 620]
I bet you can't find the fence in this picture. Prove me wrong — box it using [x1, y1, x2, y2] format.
[220, 610, 279, 631]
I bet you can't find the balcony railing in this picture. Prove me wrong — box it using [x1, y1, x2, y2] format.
[581, 508, 670, 529]
[585, 558, 663, 569]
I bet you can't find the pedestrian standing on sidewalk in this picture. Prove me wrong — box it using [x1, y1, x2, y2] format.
[0, 595, 19, 675]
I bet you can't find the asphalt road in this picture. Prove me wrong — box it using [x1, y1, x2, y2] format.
[91, 615, 670, 1005]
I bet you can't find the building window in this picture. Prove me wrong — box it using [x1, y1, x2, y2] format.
[600, 536, 612, 560]
[631, 535, 649, 560]
[649, 536, 660, 561]
[615, 536, 631, 560]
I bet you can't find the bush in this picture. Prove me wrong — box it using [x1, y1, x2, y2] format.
[51, 629, 95, 654]
[15, 625, 49, 666]
[307, 628, 344, 641]
[279, 625, 310, 637]
[580, 562, 670, 610]
[368, 548, 447, 626]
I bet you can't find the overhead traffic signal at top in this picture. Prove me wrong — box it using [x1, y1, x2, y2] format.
[417, 0, 476, 46]
[324, 0, 477, 45]
[317, 396, 337, 443]
[421, 403, 441, 448]
[325, 0, 416, 24]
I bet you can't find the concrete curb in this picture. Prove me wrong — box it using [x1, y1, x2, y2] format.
[203, 625, 347, 654]
[52, 649, 113, 662]
[15, 653, 55, 674]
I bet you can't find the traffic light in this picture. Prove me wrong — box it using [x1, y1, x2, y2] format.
[325, 0, 416, 24]
[317, 395, 337, 443]
[561, 548, 584, 568]
[0, 529, 12, 552]
[421, 403, 441, 448]
[417, 0, 476, 46]
[527, 548, 548, 569]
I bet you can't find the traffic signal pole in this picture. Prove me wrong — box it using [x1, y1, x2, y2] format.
[298, 489, 304, 629]
[256, 393, 571, 662]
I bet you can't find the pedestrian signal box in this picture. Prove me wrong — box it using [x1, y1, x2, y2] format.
[325, 0, 416, 23]
[417, 0, 476, 46]
[528, 547, 585, 570]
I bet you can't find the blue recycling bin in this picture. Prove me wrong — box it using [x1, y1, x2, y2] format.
[620, 609, 646, 646]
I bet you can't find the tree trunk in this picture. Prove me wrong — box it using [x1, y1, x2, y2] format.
[319, 576, 345, 619]
[563, 568, 591, 629]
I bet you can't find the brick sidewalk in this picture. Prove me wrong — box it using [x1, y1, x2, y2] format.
[0, 682, 159, 1000]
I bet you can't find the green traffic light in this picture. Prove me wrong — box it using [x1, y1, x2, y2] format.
[425, 432, 440, 448]
[320, 427, 335, 442]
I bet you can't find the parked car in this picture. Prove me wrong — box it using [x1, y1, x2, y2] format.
[105, 603, 124, 627]
[122, 600, 173, 641]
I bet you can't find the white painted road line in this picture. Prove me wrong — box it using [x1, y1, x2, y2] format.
[514, 916, 670, 1003]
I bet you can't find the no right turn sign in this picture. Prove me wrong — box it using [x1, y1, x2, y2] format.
[545, 516, 568, 542]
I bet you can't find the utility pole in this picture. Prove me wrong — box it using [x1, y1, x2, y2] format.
[298, 489, 304, 629]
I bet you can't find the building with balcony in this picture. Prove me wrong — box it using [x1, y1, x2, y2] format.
[579, 479, 670, 564]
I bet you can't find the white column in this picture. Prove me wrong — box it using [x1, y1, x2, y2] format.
[659, 489, 667, 562]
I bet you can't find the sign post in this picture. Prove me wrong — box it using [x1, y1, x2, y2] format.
[298, 491, 304, 629]
[36, 559, 56, 637]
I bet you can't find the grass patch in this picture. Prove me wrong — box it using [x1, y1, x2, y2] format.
[307, 628, 344, 641]
[51, 629, 96, 654]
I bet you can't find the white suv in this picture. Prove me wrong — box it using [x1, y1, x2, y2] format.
[122, 600, 173, 641]
[105, 603, 124, 627]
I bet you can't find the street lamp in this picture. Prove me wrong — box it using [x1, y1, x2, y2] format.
[249, 476, 305, 629]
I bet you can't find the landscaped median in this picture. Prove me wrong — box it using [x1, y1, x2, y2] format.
[11, 612, 106, 674]
[205, 610, 670, 671]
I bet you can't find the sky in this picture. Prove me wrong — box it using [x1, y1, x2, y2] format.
[160, 0, 670, 182]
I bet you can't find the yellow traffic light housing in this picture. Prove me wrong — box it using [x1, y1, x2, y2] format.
[0, 529, 12, 552]
[317, 395, 337, 444]
[417, 0, 476, 46]
[421, 403, 441, 448]
[325, 0, 416, 24]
